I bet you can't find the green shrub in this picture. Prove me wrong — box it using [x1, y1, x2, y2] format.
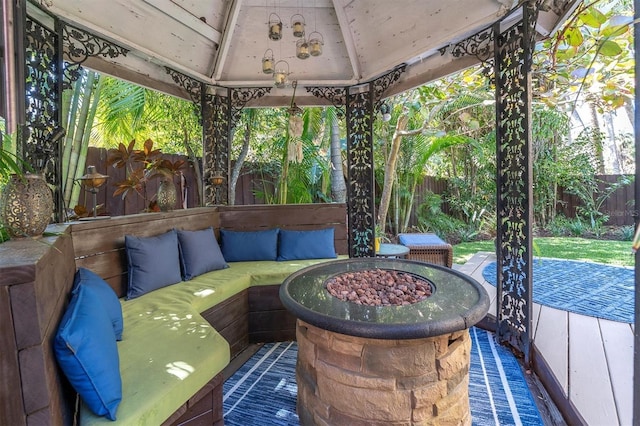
[545, 215, 571, 236]
[619, 225, 635, 241]
[416, 193, 466, 241]
[567, 218, 586, 237]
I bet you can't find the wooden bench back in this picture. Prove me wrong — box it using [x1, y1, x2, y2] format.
[0, 229, 77, 425]
[216, 203, 348, 254]
[71, 204, 347, 298]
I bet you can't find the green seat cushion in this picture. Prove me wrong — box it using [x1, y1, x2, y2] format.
[79, 255, 347, 424]
[227, 257, 346, 287]
[80, 301, 230, 425]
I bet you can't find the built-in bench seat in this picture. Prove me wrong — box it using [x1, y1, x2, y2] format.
[0, 203, 348, 425]
[80, 258, 344, 425]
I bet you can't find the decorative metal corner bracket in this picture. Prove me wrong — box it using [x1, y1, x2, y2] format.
[165, 67, 203, 105]
[306, 86, 347, 112]
[230, 87, 272, 123]
[371, 63, 407, 108]
[450, 27, 494, 64]
[62, 24, 129, 87]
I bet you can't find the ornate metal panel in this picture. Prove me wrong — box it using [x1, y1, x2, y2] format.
[24, 15, 63, 220]
[345, 87, 375, 257]
[202, 89, 231, 205]
[494, 1, 540, 364]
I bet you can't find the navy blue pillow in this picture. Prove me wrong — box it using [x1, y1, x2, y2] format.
[125, 230, 182, 300]
[73, 268, 124, 340]
[277, 228, 337, 261]
[54, 285, 122, 420]
[177, 228, 228, 280]
[220, 228, 279, 261]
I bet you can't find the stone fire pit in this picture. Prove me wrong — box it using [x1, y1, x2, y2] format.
[280, 258, 490, 426]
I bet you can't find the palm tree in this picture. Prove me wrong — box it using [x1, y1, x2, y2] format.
[328, 108, 346, 203]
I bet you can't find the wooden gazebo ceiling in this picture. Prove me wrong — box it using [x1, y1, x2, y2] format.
[35, 0, 577, 106]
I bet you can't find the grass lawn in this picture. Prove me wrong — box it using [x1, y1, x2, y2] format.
[453, 237, 634, 267]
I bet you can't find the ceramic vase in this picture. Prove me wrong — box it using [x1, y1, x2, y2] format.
[156, 178, 177, 212]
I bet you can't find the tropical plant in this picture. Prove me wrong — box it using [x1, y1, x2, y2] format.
[531, 103, 571, 227]
[1, 129, 25, 242]
[619, 225, 634, 241]
[61, 69, 104, 210]
[106, 138, 185, 211]
[415, 193, 465, 241]
[375, 85, 487, 234]
[0, 129, 23, 183]
[535, 0, 634, 113]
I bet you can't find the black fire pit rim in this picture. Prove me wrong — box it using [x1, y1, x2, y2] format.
[279, 258, 490, 339]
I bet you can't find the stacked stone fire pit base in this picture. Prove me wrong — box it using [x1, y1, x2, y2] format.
[296, 320, 472, 426]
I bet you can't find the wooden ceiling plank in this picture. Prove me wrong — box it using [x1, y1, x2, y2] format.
[213, 0, 243, 81]
[330, 0, 361, 81]
[143, 0, 222, 43]
[46, 4, 216, 85]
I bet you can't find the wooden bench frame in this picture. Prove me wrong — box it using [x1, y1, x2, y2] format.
[0, 203, 347, 425]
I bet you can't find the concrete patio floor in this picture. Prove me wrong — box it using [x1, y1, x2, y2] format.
[458, 252, 633, 426]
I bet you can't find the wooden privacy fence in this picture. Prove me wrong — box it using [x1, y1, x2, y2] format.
[79, 148, 201, 216]
[81, 148, 634, 226]
[555, 174, 634, 227]
[80, 148, 269, 216]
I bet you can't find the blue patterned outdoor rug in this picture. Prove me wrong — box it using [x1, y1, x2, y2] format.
[482, 259, 634, 323]
[223, 330, 542, 426]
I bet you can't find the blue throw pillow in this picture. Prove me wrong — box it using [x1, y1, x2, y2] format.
[277, 228, 337, 261]
[220, 228, 279, 261]
[54, 285, 122, 420]
[125, 230, 182, 300]
[72, 268, 124, 340]
[177, 228, 228, 280]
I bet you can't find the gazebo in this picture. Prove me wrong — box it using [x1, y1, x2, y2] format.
[4, 0, 635, 424]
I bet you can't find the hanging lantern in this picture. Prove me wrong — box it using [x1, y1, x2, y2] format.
[262, 48, 275, 74]
[268, 13, 283, 40]
[308, 32, 324, 57]
[296, 38, 310, 59]
[273, 60, 290, 88]
[291, 14, 305, 37]
[379, 103, 392, 122]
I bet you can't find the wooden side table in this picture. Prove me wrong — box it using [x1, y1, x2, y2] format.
[375, 243, 410, 258]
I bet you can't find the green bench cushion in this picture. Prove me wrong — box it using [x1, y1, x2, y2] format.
[80, 302, 230, 425]
[80, 256, 345, 424]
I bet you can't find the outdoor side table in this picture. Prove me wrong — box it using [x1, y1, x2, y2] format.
[398, 233, 453, 267]
[375, 243, 410, 258]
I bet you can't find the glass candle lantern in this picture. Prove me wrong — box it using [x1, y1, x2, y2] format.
[273, 60, 289, 88]
[262, 49, 274, 74]
[296, 39, 310, 59]
[268, 13, 282, 40]
[308, 32, 324, 57]
[291, 14, 305, 37]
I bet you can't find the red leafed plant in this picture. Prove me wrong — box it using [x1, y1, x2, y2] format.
[107, 138, 185, 211]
